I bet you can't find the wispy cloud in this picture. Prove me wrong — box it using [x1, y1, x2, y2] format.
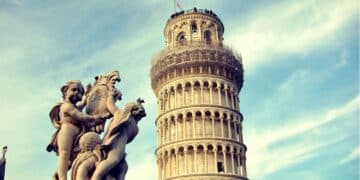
[226, 0, 358, 73]
[340, 146, 360, 164]
[246, 95, 359, 178]
[250, 95, 359, 149]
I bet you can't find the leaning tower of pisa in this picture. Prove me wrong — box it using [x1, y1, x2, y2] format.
[150, 8, 248, 180]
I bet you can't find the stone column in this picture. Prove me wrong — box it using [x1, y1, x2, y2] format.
[223, 146, 227, 174]
[240, 123, 244, 143]
[160, 122, 164, 144]
[211, 115, 215, 137]
[209, 84, 213, 104]
[167, 91, 171, 110]
[225, 86, 229, 107]
[217, 86, 222, 106]
[220, 116, 224, 138]
[184, 149, 188, 174]
[169, 153, 172, 177]
[214, 147, 218, 173]
[183, 119, 186, 139]
[233, 121, 237, 140]
[228, 117, 232, 139]
[168, 120, 171, 142]
[164, 155, 168, 178]
[166, 121, 169, 142]
[194, 148, 198, 173]
[231, 150, 235, 174]
[161, 156, 165, 179]
[182, 83, 186, 106]
[237, 152, 241, 175]
[191, 83, 195, 105]
[215, 25, 219, 44]
[174, 88, 177, 108]
[175, 118, 178, 141]
[157, 158, 161, 180]
[242, 152, 247, 177]
[192, 112, 196, 137]
[230, 90, 235, 109]
[202, 112, 205, 137]
[175, 150, 179, 176]
[200, 83, 204, 104]
[204, 146, 208, 173]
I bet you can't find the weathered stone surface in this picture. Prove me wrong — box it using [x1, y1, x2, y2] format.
[151, 8, 248, 180]
[47, 71, 146, 180]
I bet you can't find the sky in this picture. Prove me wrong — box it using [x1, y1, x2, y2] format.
[0, 0, 358, 179]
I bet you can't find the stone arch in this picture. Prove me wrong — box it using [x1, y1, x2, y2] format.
[176, 31, 186, 45]
[191, 21, 198, 33]
[204, 29, 212, 44]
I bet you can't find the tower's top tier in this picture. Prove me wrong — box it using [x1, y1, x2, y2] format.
[164, 8, 224, 48]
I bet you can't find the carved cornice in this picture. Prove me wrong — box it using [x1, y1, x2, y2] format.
[150, 46, 243, 92]
[155, 137, 247, 154]
[165, 173, 249, 180]
[155, 104, 244, 125]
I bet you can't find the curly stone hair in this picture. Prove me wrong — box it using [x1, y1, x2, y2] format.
[60, 80, 84, 99]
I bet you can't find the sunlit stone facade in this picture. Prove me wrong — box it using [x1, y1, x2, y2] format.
[150, 8, 247, 180]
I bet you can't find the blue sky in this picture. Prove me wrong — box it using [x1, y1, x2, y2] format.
[0, 0, 358, 179]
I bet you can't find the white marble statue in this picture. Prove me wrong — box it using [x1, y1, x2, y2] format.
[47, 81, 109, 180]
[48, 71, 146, 180]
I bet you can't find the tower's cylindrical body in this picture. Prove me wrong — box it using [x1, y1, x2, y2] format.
[151, 8, 247, 180]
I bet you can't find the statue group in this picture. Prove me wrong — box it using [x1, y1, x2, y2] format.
[46, 70, 146, 180]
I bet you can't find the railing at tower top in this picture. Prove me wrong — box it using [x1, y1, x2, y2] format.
[168, 8, 222, 23]
[150, 42, 242, 66]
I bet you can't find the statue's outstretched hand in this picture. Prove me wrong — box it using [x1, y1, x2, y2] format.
[95, 112, 112, 123]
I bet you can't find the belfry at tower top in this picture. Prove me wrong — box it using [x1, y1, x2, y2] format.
[163, 7, 225, 48]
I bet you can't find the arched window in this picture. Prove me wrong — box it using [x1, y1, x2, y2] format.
[191, 23, 197, 33]
[204, 30, 211, 44]
[176, 32, 186, 45]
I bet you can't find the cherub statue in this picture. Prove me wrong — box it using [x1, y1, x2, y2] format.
[71, 132, 102, 180]
[89, 98, 146, 180]
[47, 81, 108, 180]
[85, 71, 122, 133]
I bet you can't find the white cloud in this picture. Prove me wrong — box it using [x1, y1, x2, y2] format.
[226, 0, 358, 73]
[340, 146, 360, 164]
[253, 95, 358, 148]
[246, 95, 359, 178]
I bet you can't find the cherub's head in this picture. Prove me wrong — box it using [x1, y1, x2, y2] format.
[93, 70, 120, 88]
[61, 81, 84, 104]
[106, 70, 121, 87]
[124, 98, 146, 122]
[79, 132, 101, 152]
